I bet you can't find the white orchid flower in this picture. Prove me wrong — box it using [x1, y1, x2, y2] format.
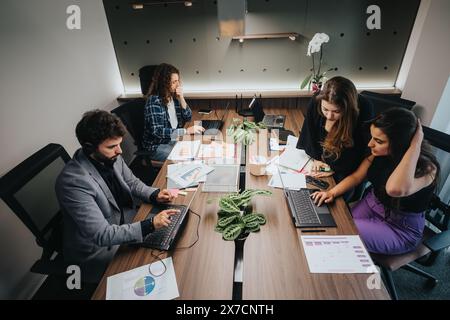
[307, 33, 329, 56]
[315, 33, 329, 44]
[307, 42, 321, 56]
[302, 32, 332, 91]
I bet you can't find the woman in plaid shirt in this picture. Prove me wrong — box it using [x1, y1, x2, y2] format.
[142, 63, 204, 161]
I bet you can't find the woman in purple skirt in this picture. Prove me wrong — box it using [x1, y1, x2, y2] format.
[311, 108, 440, 255]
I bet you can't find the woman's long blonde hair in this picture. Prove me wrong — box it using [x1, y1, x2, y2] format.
[316, 76, 359, 160]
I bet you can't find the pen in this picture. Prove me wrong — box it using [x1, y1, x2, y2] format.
[301, 229, 326, 233]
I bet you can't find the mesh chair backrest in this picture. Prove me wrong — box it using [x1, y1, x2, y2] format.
[139, 65, 158, 96]
[0, 144, 70, 250]
[423, 126, 450, 231]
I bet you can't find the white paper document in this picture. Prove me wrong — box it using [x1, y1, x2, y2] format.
[106, 257, 179, 300]
[301, 235, 378, 274]
[167, 140, 201, 161]
[167, 163, 214, 189]
[286, 135, 299, 148]
[167, 161, 202, 188]
[279, 148, 310, 171]
[278, 136, 310, 171]
[269, 138, 286, 151]
[268, 170, 306, 190]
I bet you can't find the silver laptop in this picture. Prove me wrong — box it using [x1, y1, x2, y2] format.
[251, 97, 285, 129]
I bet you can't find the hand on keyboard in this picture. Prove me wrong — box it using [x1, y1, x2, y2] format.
[187, 125, 205, 135]
[154, 209, 180, 229]
[311, 190, 335, 206]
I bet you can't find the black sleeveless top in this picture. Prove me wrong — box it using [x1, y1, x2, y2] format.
[367, 156, 435, 213]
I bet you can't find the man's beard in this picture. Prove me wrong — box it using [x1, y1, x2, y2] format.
[92, 151, 118, 167]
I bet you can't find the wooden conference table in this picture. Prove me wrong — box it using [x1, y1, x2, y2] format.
[92, 107, 389, 300]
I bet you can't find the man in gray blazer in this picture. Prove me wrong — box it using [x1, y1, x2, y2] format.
[56, 110, 178, 283]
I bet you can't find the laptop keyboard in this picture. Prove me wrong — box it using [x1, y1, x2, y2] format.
[263, 115, 285, 128]
[202, 120, 222, 130]
[288, 189, 321, 224]
[143, 205, 187, 250]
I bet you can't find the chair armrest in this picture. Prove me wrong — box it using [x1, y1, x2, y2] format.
[133, 150, 164, 168]
[30, 257, 68, 276]
[424, 230, 450, 252]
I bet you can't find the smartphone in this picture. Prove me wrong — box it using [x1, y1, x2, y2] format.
[306, 176, 330, 189]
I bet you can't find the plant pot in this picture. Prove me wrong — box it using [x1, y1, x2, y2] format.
[235, 232, 250, 242]
[312, 81, 322, 93]
[240, 204, 253, 215]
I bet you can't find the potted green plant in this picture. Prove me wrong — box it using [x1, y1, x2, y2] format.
[211, 189, 272, 241]
[226, 118, 267, 146]
[300, 32, 334, 93]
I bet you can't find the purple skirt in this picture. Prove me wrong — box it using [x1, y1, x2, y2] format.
[352, 189, 425, 255]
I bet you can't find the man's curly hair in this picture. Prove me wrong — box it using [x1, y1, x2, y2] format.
[147, 63, 180, 106]
[75, 109, 126, 148]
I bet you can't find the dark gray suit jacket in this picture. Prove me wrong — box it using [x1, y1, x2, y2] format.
[55, 149, 157, 282]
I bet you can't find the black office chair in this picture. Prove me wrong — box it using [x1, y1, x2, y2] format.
[139, 65, 158, 96]
[360, 90, 416, 115]
[0, 143, 71, 276]
[370, 126, 450, 300]
[111, 99, 161, 185]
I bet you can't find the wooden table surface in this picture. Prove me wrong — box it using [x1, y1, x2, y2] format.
[92, 109, 242, 300]
[242, 108, 390, 300]
[92, 106, 389, 300]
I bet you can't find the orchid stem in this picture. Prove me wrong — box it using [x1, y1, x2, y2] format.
[318, 47, 323, 80]
[312, 53, 316, 82]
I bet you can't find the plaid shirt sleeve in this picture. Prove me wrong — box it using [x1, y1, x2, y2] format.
[144, 97, 176, 140]
[180, 104, 192, 122]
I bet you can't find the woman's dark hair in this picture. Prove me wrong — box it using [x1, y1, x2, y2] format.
[75, 109, 126, 148]
[316, 76, 359, 160]
[147, 63, 180, 105]
[371, 108, 440, 183]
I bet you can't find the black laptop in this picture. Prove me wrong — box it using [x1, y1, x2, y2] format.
[278, 168, 336, 228]
[141, 189, 197, 250]
[201, 102, 230, 134]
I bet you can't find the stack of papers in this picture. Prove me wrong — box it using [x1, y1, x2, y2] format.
[197, 142, 235, 159]
[106, 257, 179, 300]
[264, 155, 280, 175]
[268, 171, 306, 190]
[279, 135, 311, 171]
[167, 140, 201, 161]
[300, 235, 378, 274]
[167, 162, 214, 189]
